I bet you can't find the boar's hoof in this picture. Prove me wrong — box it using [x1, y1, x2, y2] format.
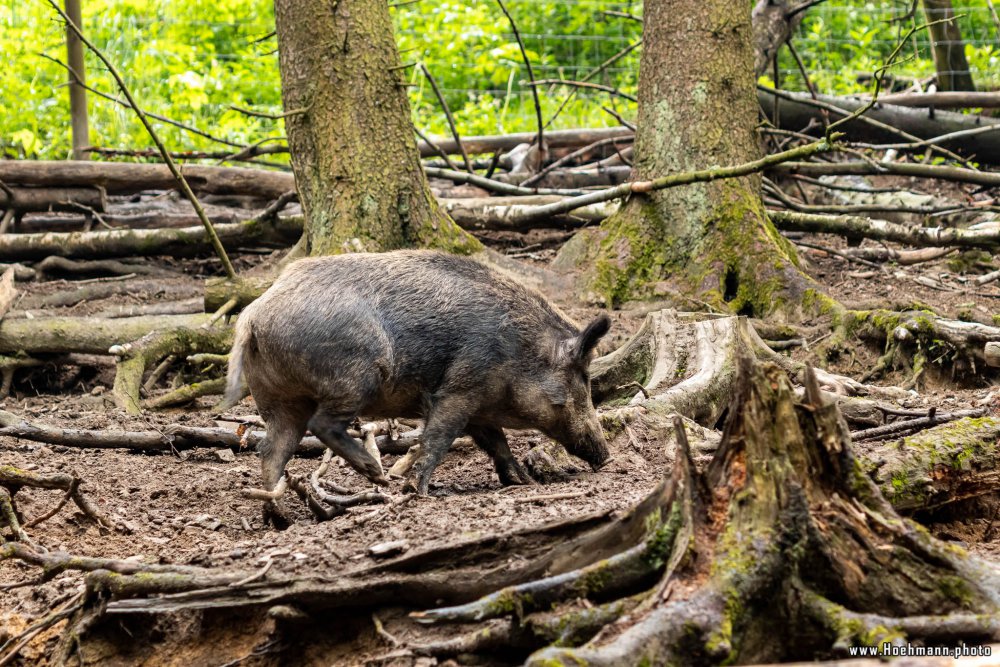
[401, 473, 431, 496]
[262, 500, 294, 530]
[497, 459, 536, 486]
[523, 442, 585, 484]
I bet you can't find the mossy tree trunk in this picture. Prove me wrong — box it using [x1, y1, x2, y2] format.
[273, 0, 480, 256]
[589, 0, 804, 316]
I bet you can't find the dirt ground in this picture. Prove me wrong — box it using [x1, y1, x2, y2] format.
[2, 194, 1000, 665]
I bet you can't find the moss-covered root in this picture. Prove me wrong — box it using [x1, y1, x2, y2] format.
[859, 416, 1000, 514]
[112, 325, 232, 414]
[413, 540, 660, 626]
[830, 308, 1000, 379]
[411, 595, 647, 660]
[144, 378, 226, 410]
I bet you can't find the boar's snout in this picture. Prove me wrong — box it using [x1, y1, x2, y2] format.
[571, 414, 610, 471]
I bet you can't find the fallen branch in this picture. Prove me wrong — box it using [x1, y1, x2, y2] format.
[0, 410, 416, 457]
[0, 216, 300, 262]
[0, 186, 106, 213]
[771, 210, 1000, 249]
[0, 161, 295, 199]
[482, 137, 837, 227]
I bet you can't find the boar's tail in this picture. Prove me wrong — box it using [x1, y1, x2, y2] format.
[220, 316, 253, 410]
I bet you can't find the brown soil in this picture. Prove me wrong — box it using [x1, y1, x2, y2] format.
[1, 195, 999, 665]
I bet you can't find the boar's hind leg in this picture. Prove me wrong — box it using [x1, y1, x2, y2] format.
[404, 396, 477, 495]
[258, 401, 312, 493]
[466, 425, 534, 486]
[255, 398, 312, 528]
[307, 410, 388, 486]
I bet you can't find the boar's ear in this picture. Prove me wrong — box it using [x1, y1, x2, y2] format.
[569, 315, 610, 365]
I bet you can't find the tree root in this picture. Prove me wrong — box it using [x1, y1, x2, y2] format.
[0, 466, 117, 537]
[111, 324, 233, 413]
[251, 450, 391, 522]
[143, 377, 226, 409]
[414, 360, 1000, 665]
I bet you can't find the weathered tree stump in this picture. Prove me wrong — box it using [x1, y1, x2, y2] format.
[415, 360, 1000, 665]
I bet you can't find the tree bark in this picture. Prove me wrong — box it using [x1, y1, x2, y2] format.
[273, 0, 478, 255]
[923, 0, 976, 92]
[585, 0, 802, 315]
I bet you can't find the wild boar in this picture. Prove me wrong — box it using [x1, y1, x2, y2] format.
[225, 250, 610, 511]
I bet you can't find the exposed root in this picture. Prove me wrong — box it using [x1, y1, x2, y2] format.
[144, 377, 226, 409]
[111, 324, 233, 413]
[413, 359, 1000, 665]
[0, 466, 117, 535]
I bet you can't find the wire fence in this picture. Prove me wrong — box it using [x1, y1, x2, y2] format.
[1, 0, 997, 160]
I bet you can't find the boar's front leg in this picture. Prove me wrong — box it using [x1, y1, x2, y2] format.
[466, 424, 534, 486]
[403, 395, 477, 495]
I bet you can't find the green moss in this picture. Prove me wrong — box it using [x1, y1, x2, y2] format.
[643, 502, 684, 569]
[588, 177, 801, 316]
[937, 575, 975, 605]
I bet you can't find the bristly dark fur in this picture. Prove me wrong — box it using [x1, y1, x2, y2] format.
[226, 250, 611, 498]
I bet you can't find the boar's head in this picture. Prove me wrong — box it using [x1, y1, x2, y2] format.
[516, 315, 611, 470]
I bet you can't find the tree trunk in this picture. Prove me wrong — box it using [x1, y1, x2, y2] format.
[923, 0, 976, 92]
[273, 0, 478, 256]
[584, 0, 802, 315]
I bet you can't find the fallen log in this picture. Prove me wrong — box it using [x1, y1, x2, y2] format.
[0, 217, 301, 262]
[0, 161, 295, 199]
[759, 89, 1000, 162]
[0, 313, 210, 354]
[492, 167, 632, 190]
[0, 186, 106, 213]
[440, 196, 616, 230]
[416, 127, 633, 158]
[16, 211, 244, 233]
[771, 160, 1000, 188]
[771, 210, 1000, 249]
[875, 91, 1000, 108]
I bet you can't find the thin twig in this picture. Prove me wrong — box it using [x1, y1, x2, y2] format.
[495, 0, 544, 160]
[530, 79, 637, 103]
[413, 126, 460, 171]
[419, 64, 474, 173]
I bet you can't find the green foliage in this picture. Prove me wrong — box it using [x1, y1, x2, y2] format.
[1, 1, 995, 161]
[775, 2, 1000, 94]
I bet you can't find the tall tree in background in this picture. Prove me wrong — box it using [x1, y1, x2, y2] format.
[584, 0, 804, 317]
[922, 0, 976, 91]
[272, 0, 480, 256]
